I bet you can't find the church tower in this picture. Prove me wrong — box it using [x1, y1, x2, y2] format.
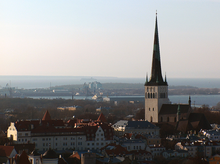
[145, 14, 170, 122]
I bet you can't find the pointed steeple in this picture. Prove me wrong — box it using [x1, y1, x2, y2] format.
[146, 13, 167, 86]
[188, 96, 191, 107]
[42, 110, 51, 121]
[165, 73, 167, 83]
[97, 113, 107, 123]
[145, 73, 148, 85]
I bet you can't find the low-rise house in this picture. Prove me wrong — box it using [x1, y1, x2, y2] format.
[162, 149, 188, 159]
[42, 148, 58, 164]
[130, 150, 152, 162]
[203, 129, 220, 141]
[28, 150, 41, 164]
[0, 145, 17, 164]
[100, 143, 132, 160]
[112, 120, 160, 137]
[119, 139, 145, 151]
[175, 140, 219, 158]
[146, 145, 166, 157]
[135, 133, 161, 145]
[96, 156, 130, 164]
[81, 151, 96, 164]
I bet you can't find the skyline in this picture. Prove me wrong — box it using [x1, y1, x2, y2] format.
[1, 1, 220, 78]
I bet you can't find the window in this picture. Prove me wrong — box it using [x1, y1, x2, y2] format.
[78, 142, 82, 145]
[160, 93, 166, 98]
[25, 133, 28, 136]
[149, 108, 150, 111]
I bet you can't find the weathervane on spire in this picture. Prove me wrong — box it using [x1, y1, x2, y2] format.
[156, 10, 157, 16]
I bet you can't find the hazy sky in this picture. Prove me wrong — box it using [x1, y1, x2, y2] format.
[1, 0, 220, 78]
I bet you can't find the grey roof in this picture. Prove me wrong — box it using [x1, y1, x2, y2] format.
[112, 120, 128, 126]
[43, 148, 58, 158]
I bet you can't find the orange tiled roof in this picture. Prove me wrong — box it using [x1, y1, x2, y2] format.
[69, 151, 80, 160]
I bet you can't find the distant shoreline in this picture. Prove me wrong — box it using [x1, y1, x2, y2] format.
[1, 76, 220, 89]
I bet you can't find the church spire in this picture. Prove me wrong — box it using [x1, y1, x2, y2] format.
[146, 13, 167, 86]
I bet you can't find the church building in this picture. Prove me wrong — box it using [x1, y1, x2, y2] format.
[145, 14, 191, 123]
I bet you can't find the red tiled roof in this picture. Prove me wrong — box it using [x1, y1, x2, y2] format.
[97, 113, 107, 123]
[15, 120, 39, 131]
[134, 134, 147, 140]
[31, 125, 84, 134]
[0, 145, 15, 157]
[18, 151, 31, 164]
[42, 110, 51, 120]
[15, 119, 65, 131]
[124, 133, 133, 139]
[82, 124, 114, 141]
[101, 143, 129, 155]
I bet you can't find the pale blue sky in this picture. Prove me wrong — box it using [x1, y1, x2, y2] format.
[0, 0, 220, 78]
